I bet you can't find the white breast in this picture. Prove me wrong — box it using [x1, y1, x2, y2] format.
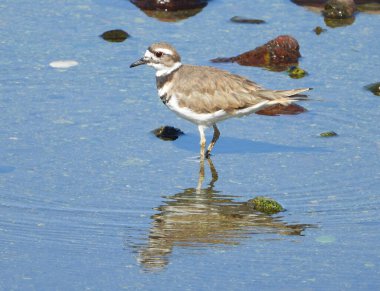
[158, 82, 173, 97]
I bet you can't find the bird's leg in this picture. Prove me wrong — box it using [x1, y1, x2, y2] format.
[205, 124, 220, 158]
[198, 125, 207, 161]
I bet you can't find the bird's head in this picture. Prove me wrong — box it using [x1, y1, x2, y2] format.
[130, 42, 182, 76]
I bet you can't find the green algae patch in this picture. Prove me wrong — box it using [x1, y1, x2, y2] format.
[248, 196, 284, 214]
[288, 66, 307, 79]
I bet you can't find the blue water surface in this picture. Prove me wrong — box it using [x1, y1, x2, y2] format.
[0, 0, 380, 290]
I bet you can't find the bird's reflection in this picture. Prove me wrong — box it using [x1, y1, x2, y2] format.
[136, 158, 314, 271]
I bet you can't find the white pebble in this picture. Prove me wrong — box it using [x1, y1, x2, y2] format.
[49, 60, 79, 69]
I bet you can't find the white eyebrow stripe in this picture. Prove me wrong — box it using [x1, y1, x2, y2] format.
[155, 48, 174, 56]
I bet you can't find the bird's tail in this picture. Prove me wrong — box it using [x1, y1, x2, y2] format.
[260, 88, 312, 106]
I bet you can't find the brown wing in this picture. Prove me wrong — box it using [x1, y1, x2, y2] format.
[169, 65, 268, 114]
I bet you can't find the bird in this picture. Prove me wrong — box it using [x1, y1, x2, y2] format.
[130, 42, 311, 159]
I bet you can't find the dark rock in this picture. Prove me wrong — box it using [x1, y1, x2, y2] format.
[321, 0, 357, 27]
[130, 0, 208, 22]
[323, 0, 357, 18]
[364, 82, 380, 96]
[288, 66, 308, 79]
[247, 196, 284, 214]
[100, 29, 129, 42]
[320, 131, 338, 137]
[230, 16, 266, 24]
[313, 26, 327, 34]
[256, 104, 307, 116]
[152, 126, 184, 141]
[210, 35, 301, 72]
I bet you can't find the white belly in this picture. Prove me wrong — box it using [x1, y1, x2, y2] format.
[165, 95, 269, 127]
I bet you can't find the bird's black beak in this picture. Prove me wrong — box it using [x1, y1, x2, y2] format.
[130, 58, 147, 68]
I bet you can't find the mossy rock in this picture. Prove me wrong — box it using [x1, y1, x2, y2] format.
[320, 131, 338, 137]
[288, 66, 307, 79]
[364, 82, 380, 96]
[248, 196, 284, 214]
[313, 26, 327, 35]
[152, 126, 184, 141]
[100, 29, 129, 42]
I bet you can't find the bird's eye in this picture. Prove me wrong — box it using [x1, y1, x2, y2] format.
[155, 51, 163, 58]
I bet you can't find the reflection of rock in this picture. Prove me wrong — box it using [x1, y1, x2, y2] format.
[324, 15, 355, 26]
[256, 103, 307, 116]
[130, 0, 208, 10]
[135, 159, 314, 271]
[210, 35, 301, 72]
[130, 0, 208, 22]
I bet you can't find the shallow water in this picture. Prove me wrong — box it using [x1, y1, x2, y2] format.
[1, 0, 380, 289]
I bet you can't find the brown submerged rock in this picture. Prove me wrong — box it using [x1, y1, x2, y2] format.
[210, 35, 301, 72]
[256, 104, 307, 116]
[130, 0, 208, 22]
